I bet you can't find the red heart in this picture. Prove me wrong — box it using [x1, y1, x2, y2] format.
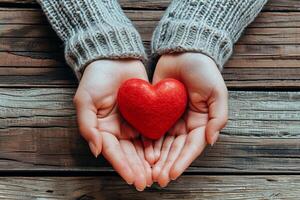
[117, 78, 187, 140]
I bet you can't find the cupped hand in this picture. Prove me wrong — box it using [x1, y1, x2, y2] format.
[73, 59, 154, 191]
[151, 53, 228, 187]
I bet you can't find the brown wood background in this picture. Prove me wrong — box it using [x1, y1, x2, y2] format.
[0, 0, 299, 199]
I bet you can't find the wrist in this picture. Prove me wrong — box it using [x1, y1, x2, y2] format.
[86, 58, 142, 70]
[82, 59, 146, 80]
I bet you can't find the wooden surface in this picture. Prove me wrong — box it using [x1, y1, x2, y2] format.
[0, 176, 300, 200]
[1, 89, 300, 172]
[1, 7, 300, 88]
[0, 0, 299, 199]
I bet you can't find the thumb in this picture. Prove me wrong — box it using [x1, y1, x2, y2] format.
[205, 88, 228, 146]
[152, 66, 166, 85]
[152, 57, 178, 84]
[74, 94, 102, 157]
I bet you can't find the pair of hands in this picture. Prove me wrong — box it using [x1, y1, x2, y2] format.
[73, 53, 228, 191]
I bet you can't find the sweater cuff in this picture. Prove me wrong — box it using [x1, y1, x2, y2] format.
[152, 20, 233, 70]
[65, 25, 147, 79]
[38, 0, 147, 80]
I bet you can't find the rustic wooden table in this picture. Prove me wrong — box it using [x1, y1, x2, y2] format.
[0, 0, 300, 199]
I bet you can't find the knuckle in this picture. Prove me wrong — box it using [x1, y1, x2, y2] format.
[103, 145, 115, 156]
[220, 115, 229, 128]
[224, 86, 228, 96]
[73, 93, 81, 105]
[185, 140, 198, 154]
[189, 143, 200, 155]
[78, 125, 95, 138]
[78, 125, 88, 136]
[216, 84, 228, 97]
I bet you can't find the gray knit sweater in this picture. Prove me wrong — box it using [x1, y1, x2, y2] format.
[38, 0, 267, 79]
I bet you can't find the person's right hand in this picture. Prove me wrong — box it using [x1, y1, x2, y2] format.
[73, 59, 153, 191]
[151, 53, 228, 187]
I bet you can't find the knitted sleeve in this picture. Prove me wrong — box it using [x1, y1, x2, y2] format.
[152, 0, 268, 70]
[38, 0, 146, 79]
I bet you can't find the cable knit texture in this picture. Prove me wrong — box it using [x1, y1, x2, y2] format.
[38, 0, 146, 79]
[152, 0, 268, 70]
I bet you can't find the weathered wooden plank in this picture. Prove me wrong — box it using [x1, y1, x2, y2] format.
[0, 67, 76, 87]
[1, 0, 299, 11]
[0, 8, 162, 24]
[240, 28, 300, 45]
[0, 52, 64, 67]
[0, 38, 61, 51]
[263, 0, 300, 11]
[223, 67, 300, 88]
[0, 8, 48, 24]
[2, 9, 300, 28]
[1, 33, 300, 88]
[2, 30, 299, 57]
[0, 24, 56, 38]
[248, 12, 300, 28]
[1, 67, 300, 89]
[1, 27, 299, 52]
[0, 7, 299, 91]
[0, 89, 299, 172]
[0, 176, 299, 200]
[1, 12, 300, 43]
[118, 0, 300, 11]
[1, 43, 300, 66]
[1, 43, 300, 69]
[0, 0, 36, 4]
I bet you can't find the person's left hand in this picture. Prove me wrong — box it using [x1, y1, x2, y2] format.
[73, 59, 154, 191]
[151, 53, 228, 187]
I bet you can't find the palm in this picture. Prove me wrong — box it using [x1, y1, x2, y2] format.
[74, 59, 152, 191]
[152, 53, 228, 187]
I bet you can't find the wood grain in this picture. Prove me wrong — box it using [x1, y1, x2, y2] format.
[0, 52, 64, 67]
[0, 0, 299, 199]
[0, 176, 299, 200]
[1, 0, 300, 11]
[0, 89, 299, 172]
[2, 10, 300, 41]
[1, 48, 300, 88]
[2, 25, 300, 45]
[2, 43, 300, 68]
[2, 9, 300, 28]
[1, 67, 300, 88]
[0, 7, 299, 88]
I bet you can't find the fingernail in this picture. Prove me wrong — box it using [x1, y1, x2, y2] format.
[89, 141, 99, 158]
[211, 132, 219, 146]
[160, 181, 169, 188]
[171, 174, 179, 181]
[136, 187, 144, 192]
[127, 180, 134, 185]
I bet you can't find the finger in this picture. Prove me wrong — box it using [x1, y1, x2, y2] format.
[101, 132, 134, 185]
[152, 136, 175, 182]
[134, 140, 153, 187]
[120, 140, 147, 191]
[158, 134, 187, 187]
[74, 97, 102, 157]
[170, 127, 206, 181]
[153, 137, 164, 162]
[120, 121, 139, 140]
[142, 137, 155, 165]
[153, 119, 187, 164]
[206, 89, 228, 145]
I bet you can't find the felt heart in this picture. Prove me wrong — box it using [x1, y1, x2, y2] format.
[117, 78, 187, 140]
